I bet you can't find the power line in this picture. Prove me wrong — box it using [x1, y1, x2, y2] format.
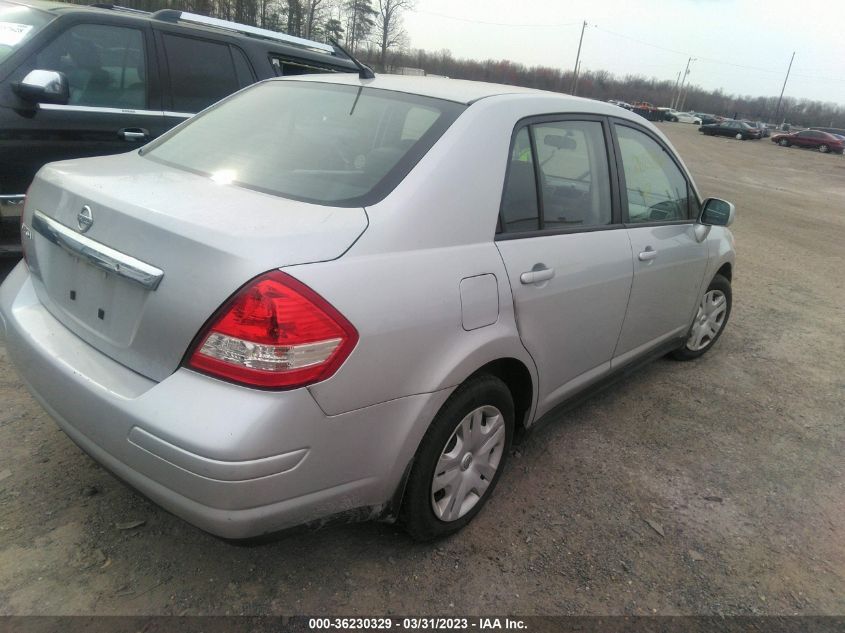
[409, 9, 578, 28]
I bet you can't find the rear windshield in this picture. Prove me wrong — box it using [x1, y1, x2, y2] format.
[142, 81, 465, 207]
[0, 1, 54, 63]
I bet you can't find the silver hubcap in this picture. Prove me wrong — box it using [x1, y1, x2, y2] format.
[686, 289, 727, 351]
[431, 405, 505, 522]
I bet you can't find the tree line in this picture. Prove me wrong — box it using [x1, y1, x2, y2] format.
[65, 0, 845, 128]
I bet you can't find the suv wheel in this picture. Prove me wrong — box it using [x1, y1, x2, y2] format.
[671, 274, 732, 361]
[402, 375, 514, 541]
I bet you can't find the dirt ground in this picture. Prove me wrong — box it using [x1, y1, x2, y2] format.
[0, 123, 843, 616]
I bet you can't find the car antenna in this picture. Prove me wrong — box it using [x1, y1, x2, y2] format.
[330, 38, 375, 80]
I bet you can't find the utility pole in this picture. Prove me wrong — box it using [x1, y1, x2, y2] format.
[571, 21, 587, 95]
[774, 51, 796, 125]
[671, 70, 681, 108]
[573, 60, 583, 95]
[672, 57, 695, 109]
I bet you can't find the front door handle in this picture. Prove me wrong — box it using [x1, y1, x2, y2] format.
[119, 128, 149, 141]
[520, 266, 555, 285]
[638, 247, 659, 262]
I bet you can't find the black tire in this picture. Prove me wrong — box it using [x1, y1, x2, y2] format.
[401, 374, 514, 541]
[671, 274, 732, 361]
[779, 139, 790, 147]
[671, 117, 679, 122]
[819, 144, 830, 153]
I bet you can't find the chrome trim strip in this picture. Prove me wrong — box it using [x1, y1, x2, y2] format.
[162, 111, 194, 118]
[39, 104, 172, 117]
[31, 210, 164, 291]
[0, 194, 26, 203]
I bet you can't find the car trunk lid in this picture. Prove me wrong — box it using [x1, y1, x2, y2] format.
[23, 152, 368, 382]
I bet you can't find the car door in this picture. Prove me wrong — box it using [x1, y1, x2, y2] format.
[495, 116, 634, 416]
[611, 121, 709, 365]
[3, 20, 168, 187]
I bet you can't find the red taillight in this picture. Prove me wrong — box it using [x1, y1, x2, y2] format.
[186, 270, 358, 389]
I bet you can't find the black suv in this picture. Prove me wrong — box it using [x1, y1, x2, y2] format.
[0, 0, 359, 255]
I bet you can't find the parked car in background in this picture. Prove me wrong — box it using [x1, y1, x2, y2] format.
[748, 121, 770, 138]
[607, 99, 633, 111]
[664, 109, 702, 124]
[699, 120, 762, 140]
[696, 113, 723, 125]
[810, 127, 845, 137]
[0, 0, 359, 256]
[771, 129, 845, 154]
[0, 75, 736, 540]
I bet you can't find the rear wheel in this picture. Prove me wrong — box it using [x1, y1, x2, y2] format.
[402, 375, 514, 541]
[671, 274, 732, 361]
[819, 144, 830, 153]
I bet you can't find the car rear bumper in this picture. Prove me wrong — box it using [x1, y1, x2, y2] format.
[0, 263, 450, 538]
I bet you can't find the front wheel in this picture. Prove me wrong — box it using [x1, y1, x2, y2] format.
[671, 274, 732, 361]
[779, 139, 790, 147]
[401, 375, 514, 541]
[735, 133, 744, 140]
[819, 144, 830, 153]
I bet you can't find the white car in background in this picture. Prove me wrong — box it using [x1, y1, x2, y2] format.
[666, 109, 702, 124]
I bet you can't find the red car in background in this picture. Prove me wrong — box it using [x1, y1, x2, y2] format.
[771, 130, 845, 154]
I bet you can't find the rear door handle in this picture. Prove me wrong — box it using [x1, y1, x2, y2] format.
[119, 128, 149, 141]
[638, 247, 658, 262]
[520, 267, 555, 285]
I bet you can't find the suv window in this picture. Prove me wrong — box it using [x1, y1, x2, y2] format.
[32, 23, 146, 109]
[532, 121, 612, 228]
[0, 1, 54, 63]
[270, 55, 337, 76]
[162, 34, 241, 112]
[615, 124, 691, 223]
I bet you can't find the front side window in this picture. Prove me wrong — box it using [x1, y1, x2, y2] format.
[0, 1, 53, 63]
[143, 81, 465, 206]
[32, 23, 146, 108]
[616, 124, 692, 223]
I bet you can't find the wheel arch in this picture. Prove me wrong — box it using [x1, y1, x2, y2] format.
[716, 262, 732, 282]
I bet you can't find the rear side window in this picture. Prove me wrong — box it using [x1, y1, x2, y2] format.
[162, 34, 239, 112]
[532, 121, 612, 228]
[142, 81, 465, 207]
[500, 127, 540, 232]
[615, 125, 692, 223]
[500, 120, 612, 234]
[32, 24, 146, 109]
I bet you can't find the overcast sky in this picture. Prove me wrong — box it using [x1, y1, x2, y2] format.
[402, 0, 845, 105]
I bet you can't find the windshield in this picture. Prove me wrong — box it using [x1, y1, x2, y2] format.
[143, 81, 465, 207]
[0, 1, 53, 63]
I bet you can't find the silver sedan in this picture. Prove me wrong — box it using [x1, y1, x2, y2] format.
[0, 75, 735, 540]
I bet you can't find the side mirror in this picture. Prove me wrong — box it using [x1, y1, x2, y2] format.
[14, 70, 69, 105]
[699, 197, 735, 227]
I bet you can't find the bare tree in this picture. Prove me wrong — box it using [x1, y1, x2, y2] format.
[373, 0, 412, 71]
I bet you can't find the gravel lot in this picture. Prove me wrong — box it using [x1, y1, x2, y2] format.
[0, 123, 843, 616]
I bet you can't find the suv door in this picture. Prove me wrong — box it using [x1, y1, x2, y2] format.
[495, 117, 633, 416]
[4, 21, 167, 188]
[611, 122, 709, 365]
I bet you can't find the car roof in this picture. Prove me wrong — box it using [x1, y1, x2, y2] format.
[277, 73, 608, 108]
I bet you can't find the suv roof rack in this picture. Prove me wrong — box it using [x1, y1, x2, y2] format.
[89, 3, 151, 15]
[150, 9, 336, 55]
